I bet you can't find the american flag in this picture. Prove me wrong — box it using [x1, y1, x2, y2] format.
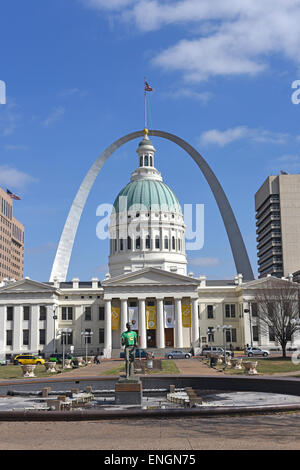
[144, 81, 154, 92]
[7, 189, 21, 200]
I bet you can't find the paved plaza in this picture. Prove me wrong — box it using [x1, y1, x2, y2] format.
[0, 359, 299, 450]
[0, 413, 299, 450]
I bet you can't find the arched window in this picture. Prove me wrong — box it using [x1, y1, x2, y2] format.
[164, 236, 169, 249]
[140, 156, 143, 167]
[120, 239, 124, 251]
[136, 237, 141, 250]
[172, 236, 175, 250]
[155, 235, 160, 249]
[127, 236, 132, 250]
[178, 238, 181, 251]
[150, 155, 153, 166]
[145, 235, 150, 249]
[114, 239, 117, 252]
[144, 155, 149, 166]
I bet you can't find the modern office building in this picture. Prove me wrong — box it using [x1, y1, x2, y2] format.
[0, 186, 24, 282]
[255, 173, 300, 278]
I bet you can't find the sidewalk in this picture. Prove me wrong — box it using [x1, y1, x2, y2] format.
[60, 357, 222, 378]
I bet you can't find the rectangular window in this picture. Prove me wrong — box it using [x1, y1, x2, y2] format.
[23, 306, 30, 321]
[39, 329, 46, 345]
[207, 305, 213, 319]
[84, 328, 92, 344]
[23, 329, 29, 346]
[269, 326, 275, 342]
[99, 328, 105, 344]
[251, 303, 258, 317]
[225, 304, 236, 318]
[99, 306, 105, 321]
[253, 325, 259, 342]
[62, 307, 73, 321]
[39, 306, 47, 321]
[6, 330, 12, 346]
[61, 331, 73, 345]
[7, 306, 13, 321]
[207, 327, 214, 342]
[85, 306, 92, 321]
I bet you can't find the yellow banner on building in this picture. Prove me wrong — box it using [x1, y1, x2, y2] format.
[111, 306, 120, 331]
[146, 305, 157, 330]
[182, 303, 191, 328]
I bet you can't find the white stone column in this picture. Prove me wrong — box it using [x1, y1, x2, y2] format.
[156, 298, 165, 349]
[175, 298, 183, 348]
[30, 305, 39, 354]
[46, 305, 56, 355]
[104, 299, 112, 358]
[138, 299, 147, 349]
[120, 299, 128, 334]
[13, 305, 22, 353]
[191, 298, 199, 345]
[0, 306, 6, 358]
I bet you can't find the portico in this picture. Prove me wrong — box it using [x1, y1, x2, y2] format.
[102, 267, 200, 357]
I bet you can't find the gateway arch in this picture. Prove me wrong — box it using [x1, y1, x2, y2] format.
[49, 129, 254, 282]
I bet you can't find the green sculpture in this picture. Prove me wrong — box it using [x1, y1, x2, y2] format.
[121, 322, 137, 379]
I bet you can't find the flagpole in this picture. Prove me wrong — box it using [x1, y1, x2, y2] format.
[144, 76, 147, 130]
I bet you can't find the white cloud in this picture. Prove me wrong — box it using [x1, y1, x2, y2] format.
[43, 106, 65, 127]
[0, 165, 36, 190]
[0, 101, 21, 136]
[199, 126, 288, 146]
[82, 0, 300, 81]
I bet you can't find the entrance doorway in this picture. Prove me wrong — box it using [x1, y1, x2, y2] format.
[165, 328, 174, 347]
[147, 329, 156, 348]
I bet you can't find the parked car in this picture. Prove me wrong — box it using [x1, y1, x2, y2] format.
[201, 346, 234, 358]
[246, 347, 269, 357]
[165, 350, 192, 359]
[13, 354, 45, 365]
[0, 359, 7, 366]
[120, 349, 154, 359]
[48, 353, 74, 364]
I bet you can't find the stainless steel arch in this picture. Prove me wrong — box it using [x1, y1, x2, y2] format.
[49, 129, 254, 282]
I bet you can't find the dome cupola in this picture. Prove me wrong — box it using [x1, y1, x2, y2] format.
[108, 131, 187, 277]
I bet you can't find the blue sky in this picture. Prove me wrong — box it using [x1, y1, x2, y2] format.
[1, 0, 300, 282]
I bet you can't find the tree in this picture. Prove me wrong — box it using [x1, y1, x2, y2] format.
[254, 279, 300, 358]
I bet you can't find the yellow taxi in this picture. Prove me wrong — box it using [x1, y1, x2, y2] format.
[13, 354, 45, 365]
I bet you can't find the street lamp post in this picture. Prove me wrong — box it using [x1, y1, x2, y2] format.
[61, 328, 72, 369]
[216, 324, 232, 368]
[81, 331, 94, 363]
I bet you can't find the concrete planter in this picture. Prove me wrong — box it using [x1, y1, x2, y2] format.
[243, 361, 258, 375]
[64, 359, 72, 369]
[21, 365, 36, 378]
[76, 357, 85, 366]
[231, 358, 243, 370]
[44, 362, 57, 373]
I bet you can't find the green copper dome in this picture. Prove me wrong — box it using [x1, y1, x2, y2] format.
[113, 179, 182, 214]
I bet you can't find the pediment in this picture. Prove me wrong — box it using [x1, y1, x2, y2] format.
[0, 279, 58, 294]
[102, 268, 200, 287]
[243, 276, 299, 290]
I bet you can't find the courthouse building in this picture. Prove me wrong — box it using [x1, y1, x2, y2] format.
[0, 134, 298, 360]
